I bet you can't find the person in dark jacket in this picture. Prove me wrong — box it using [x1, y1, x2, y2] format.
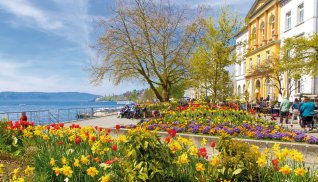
[300, 97, 316, 132]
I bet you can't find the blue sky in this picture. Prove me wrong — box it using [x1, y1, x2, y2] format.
[0, 0, 254, 96]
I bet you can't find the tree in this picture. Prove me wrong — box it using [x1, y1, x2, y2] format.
[189, 8, 241, 103]
[252, 54, 300, 98]
[281, 33, 318, 77]
[90, 0, 202, 102]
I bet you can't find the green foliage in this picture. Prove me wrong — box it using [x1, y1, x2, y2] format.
[189, 7, 241, 103]
[217, 136, 261, 182]
[281, 33, 318, 77]
[0, 120, 24, 156]
[117, 129, 174, 181]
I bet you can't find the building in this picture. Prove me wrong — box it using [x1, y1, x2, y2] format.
[245, 0, 281, 102]
[234, 29, 248, 98]
[279, 0, 318, 101]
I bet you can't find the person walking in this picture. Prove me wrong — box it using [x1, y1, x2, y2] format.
[291, 98, 300, 123]
[280, 97, 290, 124]
[300, 96, 316, 132]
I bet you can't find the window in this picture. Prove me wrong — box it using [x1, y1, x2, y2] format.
[238, 64, 241, 75]
[249, 58, 253, 72]
[298, 3, 304, 24]
[257, 55, 261, 67]
[252, 27, 257, 46]
[238, 85, 241, 95]
[266, 50, 270, 64]
[286, 11, 291, 30]
[269, 15, 275, 39]
[260, 22, 265, 43]
[243, 61, 246, 74]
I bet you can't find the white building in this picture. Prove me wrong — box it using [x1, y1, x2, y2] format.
[279, 0, 318, 101]
[234, 29, 248, 98]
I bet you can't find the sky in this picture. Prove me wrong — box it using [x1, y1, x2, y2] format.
[0, 0, 254, 96]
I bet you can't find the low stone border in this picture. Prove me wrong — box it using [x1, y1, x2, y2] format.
[111, 128, 318, 164]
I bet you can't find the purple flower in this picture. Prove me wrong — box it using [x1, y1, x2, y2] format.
[202, 126, 211, 134]
[307, 136, 318, 144]
[272, 132, 283, 140]
[294, 133, 306, 142]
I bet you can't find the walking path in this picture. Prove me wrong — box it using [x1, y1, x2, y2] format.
[64, 114, 318, 138]
[64, 115, 137, 128]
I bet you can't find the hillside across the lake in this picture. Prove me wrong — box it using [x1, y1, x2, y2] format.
[0, 92, 100, 101]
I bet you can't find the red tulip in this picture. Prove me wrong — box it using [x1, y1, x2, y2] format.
[115, 124, 121, 131]
[210, 141, 216, 148]
[75, 137, 81, 144]
[57, 141, 64, 145]
[165, 137, 171, 144]
[198, 148, 208, 159]
[90, 136, 96, 142]
[168, 129, 177, 138]
[112, 144, 117, 151]
[59, 123, 64, 128]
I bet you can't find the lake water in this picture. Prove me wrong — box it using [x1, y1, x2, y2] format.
[0, 100, 122, 112]
[0, 100, 124, 124]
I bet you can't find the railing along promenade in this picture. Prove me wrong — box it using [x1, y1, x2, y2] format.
[0, 107, 120, 125]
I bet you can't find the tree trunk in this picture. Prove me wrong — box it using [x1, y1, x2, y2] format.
[145, 77, 164, 102]
[162, 85, 170, 102]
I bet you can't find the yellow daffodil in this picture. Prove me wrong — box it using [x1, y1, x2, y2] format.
[263, 148, 269, 157]
[281, 148, 289, 157]
[256, 155, 267, 167]
[62, 157, 69, 165]
[0, 163, 4, 174]
[272, 143, 280, 152]
[294, 167, 306, 176]
[80, 155, 89, 165]
[177, 153, 189, 164]
[100, 174, 111, 182]
[251, 145, 259, 152]
[201, 138, 207, 146]
[61, 165, 73, 177]
[279, 165, 291, 175]
[53, 167, 61, 176]
[50, 158, 56, 166]
[195, 163, 205, 172]
[210, 156, 219, 167]
[24, 165, 35, 177]
[87, 167, 99, 177]
[73, 158, 81, 168]
[189, 146, 198, 156]
[42, 134, 50, 140]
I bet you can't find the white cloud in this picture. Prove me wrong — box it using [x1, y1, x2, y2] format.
[0, 0, 63, 30]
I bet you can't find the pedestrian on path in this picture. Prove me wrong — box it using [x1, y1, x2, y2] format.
[280, 97, 290, 124]
[300, 96, 316, 132]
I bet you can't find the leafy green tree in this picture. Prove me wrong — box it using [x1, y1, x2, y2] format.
[281, 33, 318, 77]
[189, 7, 241, 103]
[252, 54, 299, 98]
[90, 0, 202, 102]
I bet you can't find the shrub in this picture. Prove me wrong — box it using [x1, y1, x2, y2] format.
[116, 129, 174, 181]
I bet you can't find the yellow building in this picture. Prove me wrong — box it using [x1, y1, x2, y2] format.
[245, 0, 281, 102]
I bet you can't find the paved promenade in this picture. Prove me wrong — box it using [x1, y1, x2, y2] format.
[64, 114, 318, 138]
[64, 114, 137, 128]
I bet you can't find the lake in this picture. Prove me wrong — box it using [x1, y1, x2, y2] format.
[0, 100, 124, 124]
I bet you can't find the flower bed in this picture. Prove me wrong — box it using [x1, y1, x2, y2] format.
[0, 120, 317, 181]
[126, 103, 318, 144]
